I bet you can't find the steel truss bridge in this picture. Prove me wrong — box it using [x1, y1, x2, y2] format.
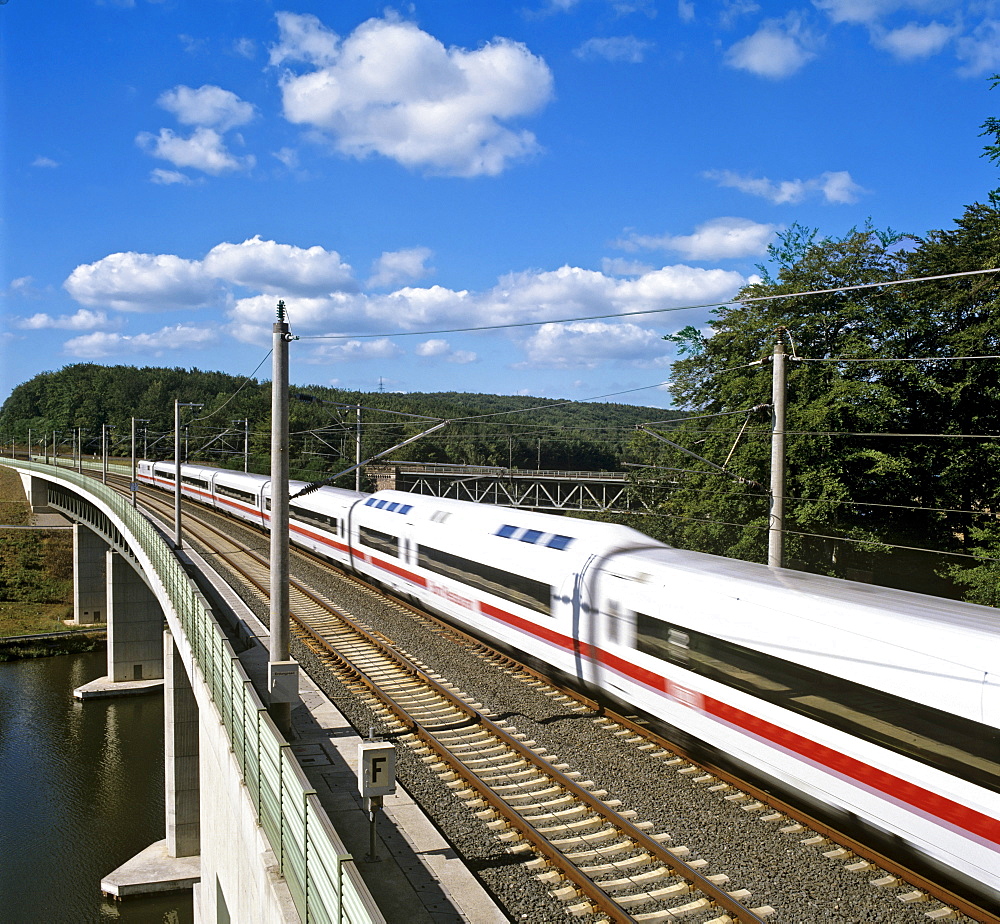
[367, 462, 649, 513]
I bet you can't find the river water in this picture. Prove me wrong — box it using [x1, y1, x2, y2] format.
[0, 650, 194, 924]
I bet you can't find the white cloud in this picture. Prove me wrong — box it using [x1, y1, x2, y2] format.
[63, 324, 217, 359]
[64, 237, 358, 313]
[136, 126, 255, 175]
[725, 15, 817, 78]
[226, 292, 363, 343]
[602, 257, 654, 276]
[203, 236, 356, 295]
[64, 252, 216, 312]
[224, 261, 744, 349]
[15, 309, 110, 331]
[150, 168, 195, 185]
[956, 19, 1000, 75]
[518, 321, 669, 369]
[719, 1, 761, 29]
[269, 11, 340, 67]
[32, 156, 59, 168]
[814, 0, 912, 26]
[272, 13, 554, 177]
[157, 85, 256, 131]
[704, 169, 866, 204]
[875, 20, 956, 59]
[234, 37, 257, 59]
[678, 0, 695, 24]
[272, 147, 300, 169]
[5, 276, 41, 298]
[415, 339, 477, 363]
[616, 217, 779, 259]
[573, 36, 653, 62]
[367, 247, 434, 288]
[307, 338, 404, 363]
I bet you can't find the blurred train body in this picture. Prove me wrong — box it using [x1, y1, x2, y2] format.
[138, 460, 1000, 909]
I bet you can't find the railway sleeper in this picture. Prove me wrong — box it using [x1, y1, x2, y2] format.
[512, 793, 577, 813]
[535, 814, 606, 836]
[592, 867, 676, 891]
[610, 879, 695, 907]
[549, 826, 626, 851]
[632, 896, 713, 921]
[574, 852, 660, 875]
[469, 758, 530, 777]
[564, 832, 673, 862]
[497, 783, 564, 800]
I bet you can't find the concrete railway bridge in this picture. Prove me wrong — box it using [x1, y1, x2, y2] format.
[2, 459, 502, 924]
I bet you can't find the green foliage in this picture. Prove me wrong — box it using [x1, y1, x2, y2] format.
[630, 209, 1000, 598]
[0, 530, 73, 605]
[0, 366, 682, 490]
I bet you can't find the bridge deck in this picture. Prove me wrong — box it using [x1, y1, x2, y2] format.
[183, 536, 506, 924]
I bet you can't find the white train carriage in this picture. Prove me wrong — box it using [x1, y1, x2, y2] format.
[136, 460, 1000, 908]
[580, 548, 1000, 903]
[347, 490, 660, 658]
[266, 482, 364, 567]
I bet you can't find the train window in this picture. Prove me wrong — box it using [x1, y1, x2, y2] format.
[399, 505, 413, 515]
[635, 615, 1000, 794]
[547, 535, 574, 550]
[365, 498, 377, 506]
[216, 483, 256, 504]
[360, 526, 399, 558]
[386, 502, 399, 512]
[418, 545, 551, 616]
[290, 504, 339, 533]
[181, 475, 208, 488]
[154, 467, 175, 482]
[496, 525, 518, 538]
[520, 529, 543, 544]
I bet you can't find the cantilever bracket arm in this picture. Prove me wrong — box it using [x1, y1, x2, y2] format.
[292, 420, 449, 498]
[636, 425, 762, 488]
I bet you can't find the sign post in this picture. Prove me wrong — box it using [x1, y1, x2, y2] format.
[358, 735, 396, 862]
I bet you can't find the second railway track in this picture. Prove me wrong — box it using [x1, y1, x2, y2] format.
[114, 476, 988, 924]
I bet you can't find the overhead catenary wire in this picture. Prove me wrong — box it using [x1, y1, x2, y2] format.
[293, 266, 1000, 342]
[643, 510, 1000, 565]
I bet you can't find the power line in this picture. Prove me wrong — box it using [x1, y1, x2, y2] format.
[295, 266, 1000, 342]
[796, 353, 1000, 364]
[644, 510, 1000, 565]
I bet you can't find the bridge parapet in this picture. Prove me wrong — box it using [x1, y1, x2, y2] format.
[1, 460, 382, 924]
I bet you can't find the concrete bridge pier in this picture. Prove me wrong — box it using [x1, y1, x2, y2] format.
[74, 549, 165, 699]
[20, 473, 54, 513]
[106, 549, 164, 683]
[165, 629, 200, 858]
[72, 523, 106, 625]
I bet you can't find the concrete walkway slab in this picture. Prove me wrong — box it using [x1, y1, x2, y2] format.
[73, 675, 164, 699]
[101, 838, 200, 898]
[184, 542, 508, 924]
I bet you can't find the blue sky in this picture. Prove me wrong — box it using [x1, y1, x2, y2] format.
[3, 0, 999, 409]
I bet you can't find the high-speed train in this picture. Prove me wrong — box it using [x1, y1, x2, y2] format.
[138, 459, 1000, 908]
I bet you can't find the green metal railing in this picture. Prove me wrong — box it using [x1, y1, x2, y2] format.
[2, 460, 383, 924]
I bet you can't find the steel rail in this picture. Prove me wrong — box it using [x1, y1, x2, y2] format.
[292, 613, 769, 923]
[124, 481, 768, 922]
[118, 477, 992, 923]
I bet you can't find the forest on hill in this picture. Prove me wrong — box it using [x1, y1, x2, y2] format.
[0, 365, 681, 480]
[6, 97, 1000, 607]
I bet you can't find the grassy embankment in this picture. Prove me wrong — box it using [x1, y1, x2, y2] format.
[0, 464, 103, 658]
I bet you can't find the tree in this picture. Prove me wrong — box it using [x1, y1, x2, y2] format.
[901, 201, 1000, 600]
[628, 222, 945, 583]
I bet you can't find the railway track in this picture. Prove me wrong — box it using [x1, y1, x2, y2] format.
[108, 476, 990, 924]
[125, 479, 773, 922]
